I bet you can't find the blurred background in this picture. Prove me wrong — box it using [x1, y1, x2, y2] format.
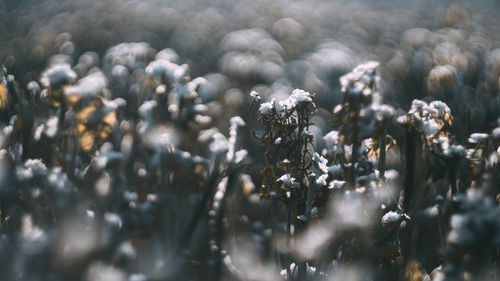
[2, 0, 500, 111]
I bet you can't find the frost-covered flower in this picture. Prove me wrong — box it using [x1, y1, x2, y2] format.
[277, 173, 299, 189]
[64, 71, 108, 104]
[313, 153, 328, 173]
[104, 42, 155, 70]
[444, 189, 500, 280]
[258, 98, 275, 115]
[250, 90, 261, 101]
[40, 64, 77, 89]
[405, 99, 452, 139]
[468, 133, 488, 144]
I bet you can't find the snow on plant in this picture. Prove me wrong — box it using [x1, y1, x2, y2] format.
[442, 189, 500, 281]
[331, 61, 395, 184]
[252, 87, 325, 279]
[4, 3, 500, 280]
[252, 88, 317, 203]
[400, 99, 453, 146]
[144, 57, 209, 126]
[250, 62, 411, 281]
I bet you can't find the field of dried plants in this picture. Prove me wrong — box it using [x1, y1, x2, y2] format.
[1, 1, 500, 280]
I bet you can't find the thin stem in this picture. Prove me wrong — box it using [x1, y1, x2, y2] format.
[447, 161, 457, 197]
[379, 125, 387, 181]
[305, 176, 315, 222]
[286, 191, 292, 281]
[298, 177, 315, 281]
[176, 157, 221, 251]
[271, 192, 280, 268]
[403, 126, 416, 212]
[351, 112, 360, 186]
[57, 90, 66, 133]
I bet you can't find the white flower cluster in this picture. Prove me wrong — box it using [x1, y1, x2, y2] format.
[277, 173, 299, 189]
[404, 99, 452, 137]
[64, 70, 108, 103]
[433, 136, 465, 158]
[40, 64, 77, 89]
[257, 89, 315, 115]
[339, 61, 380, 103]
[104, 42, 155, 70]
[334, 61, 394, 142]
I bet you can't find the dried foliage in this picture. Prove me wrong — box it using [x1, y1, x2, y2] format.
[1, 1, 500, 281]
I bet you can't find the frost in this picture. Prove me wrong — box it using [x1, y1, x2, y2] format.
[407, 99, 451, 137]
[277, 174, 299, 189]
[65, 71, 108, 102]
[323, 130, 339, 144]
[227, 116, 246, 163]
[18, 159, 48, 180]
[468, 133, 488, 144]
[199, 128, 229, 156]
[85, 262, 126, 281]
[375, 104, 395, 120]
[142, 125, 179, 151]
[277, 173, 295, 184]
[34, 116, 58, 140]
[381, 211, 409, 227]
[420, 119, 439, 135]
[155, 48, 179, 63]
[424, 205, 440, 217]
[327, 165, 342, 177]
[289, 88, 313, 106]
[328, 180, 345, 189]
[250, 90, 261, 101]
[129, 274, 147, 281]
[146, 59, 184, 83]
[313, 153, 328, 173]
[27, 81, 40, 93]
[396, 115, 408, 124]
[340, 61, 379, 101]
[316, 174, 328, 186]
[21, 214, 45, 242]
[430, 100, 450, 117]
[258, 89, 314, 116]
[434, 136, 465, 158]
[259, 98, 276, 114]
[104, 42, 154, 70]
[492, 127, 500, 140]
[381, 211, 401, 226]
[323, 130, 343, 156]
[230, 116, 246, 127]
[233, 149, 248, 164]
[40, 64, 77, 88]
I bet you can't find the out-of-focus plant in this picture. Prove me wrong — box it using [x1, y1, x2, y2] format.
[331, 61, 396, 184]
[397, 99, 464, 208]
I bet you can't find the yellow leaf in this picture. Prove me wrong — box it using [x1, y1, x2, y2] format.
[77, 105, 96, 122]
[103, 111, 116, 126]
[0, 83, 6, 109]
[80, 131, 95, 152]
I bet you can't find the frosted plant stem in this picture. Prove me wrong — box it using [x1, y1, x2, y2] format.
[403, 127, 416, 212]
[271, 192, 280, 268]
[379, 126, 387, 181]
[286, 192, 292, 281]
